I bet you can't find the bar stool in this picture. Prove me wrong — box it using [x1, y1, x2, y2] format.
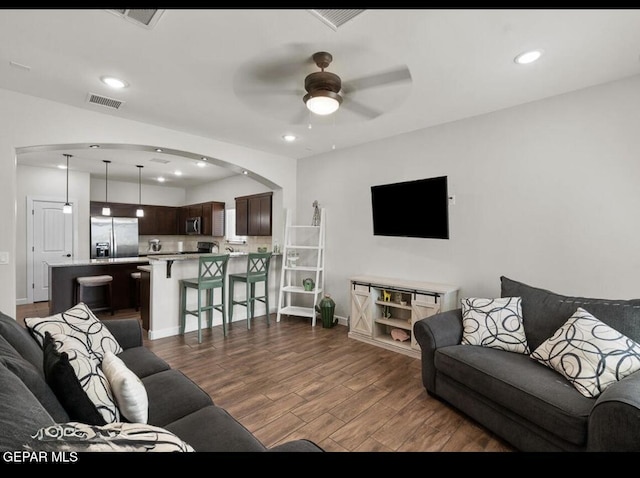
[75, 275, 114, 315]
[228, 252, 272, 330]
[179, 254, 230, 343]
[130, 272, 141, 311]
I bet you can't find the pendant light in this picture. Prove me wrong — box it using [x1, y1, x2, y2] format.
[135, 165, 144, 217]
[102, 160, 111, 216]
[62, 154, 73, 214]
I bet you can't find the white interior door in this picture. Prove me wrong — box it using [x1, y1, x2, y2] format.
[33, 200, 73, 302]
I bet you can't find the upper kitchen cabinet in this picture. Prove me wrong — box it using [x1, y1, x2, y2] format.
[90, 202, 178, 236]
[235, 192, 272, 236]
[178, 201, 225, 236]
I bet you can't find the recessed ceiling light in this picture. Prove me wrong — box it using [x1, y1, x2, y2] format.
[100, 76, 129, 88]
[242, 170, 248, 175]
[201, 157, 208, 161]
[89, 144, 100, 149]
[57, 164, 67, 169]
[174, 170, 182, 176]
[514, 49, 544, 65]
[157, 177, 165, 182]
[196, 162, 206, 168]
[282, 134, 297, 142]
[155, 148, 163, 153]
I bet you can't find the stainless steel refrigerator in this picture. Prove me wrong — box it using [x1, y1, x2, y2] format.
[90, 217, 139, 259]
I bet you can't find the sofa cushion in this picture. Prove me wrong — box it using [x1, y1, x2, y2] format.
[0, 363, 56, 451]
[101, 351, 149, 423]
[116, 346, 171, 379]
[43, 332, 119, 425]
[0, 335, 68, 422]
[142, 369, 214, 427]
[31, 421, 195, 452]
[25, 302, 122, 362]
[461, 297, 529, 354]
[0, 311, 44, 374]
[531, 307, 640, 398]
[163, 405, 266, 452]
[435, 344, 594, 445]
[500, 276, 640, 351]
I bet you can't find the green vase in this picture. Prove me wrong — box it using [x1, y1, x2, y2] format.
[315, 294, 336, 328]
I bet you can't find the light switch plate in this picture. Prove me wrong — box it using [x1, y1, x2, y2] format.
[0, 251, 8, 265]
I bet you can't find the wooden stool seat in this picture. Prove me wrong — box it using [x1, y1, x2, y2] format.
[75, 275, 114, 315]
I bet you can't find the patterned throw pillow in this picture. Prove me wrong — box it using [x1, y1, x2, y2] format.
[43, 332, 120, 425]
[31, 422, 195, 452]
[101, 351, 148, 423]
[531, 307, 640, 398]
[25, 302, 122, 362]
[461, 297, 530, 354]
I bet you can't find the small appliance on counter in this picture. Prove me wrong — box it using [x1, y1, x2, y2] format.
[148, 239, 162, 252]
[196, 241, 218, 253]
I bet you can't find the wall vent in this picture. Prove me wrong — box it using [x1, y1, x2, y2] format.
[308, 9, 365, 31]
[106, 9, 165, 29]
[87, 93, 125, 110]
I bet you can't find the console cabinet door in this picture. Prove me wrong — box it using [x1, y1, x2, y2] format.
[411, 294, 441, 350]
[350, 284, 373, 337]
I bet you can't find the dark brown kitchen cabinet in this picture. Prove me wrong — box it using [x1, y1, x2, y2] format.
[235, 192, 272, 236]
[90, 202, 178, 236]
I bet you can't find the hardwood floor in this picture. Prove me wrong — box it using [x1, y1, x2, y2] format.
[16, 302, 514, 453]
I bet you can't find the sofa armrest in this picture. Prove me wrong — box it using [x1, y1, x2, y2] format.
[102, 318, 143, 350]
[588, 371, 640, 451]
[413, 308, 463, 394]
[267, 439, 324, 452]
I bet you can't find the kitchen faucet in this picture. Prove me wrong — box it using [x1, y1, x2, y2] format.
[225, 246, 234, 253]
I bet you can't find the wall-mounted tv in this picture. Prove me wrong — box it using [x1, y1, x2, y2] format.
[370, 175, 449, 239]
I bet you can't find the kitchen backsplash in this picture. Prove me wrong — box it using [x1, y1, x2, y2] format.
[138, 235, 272, 254]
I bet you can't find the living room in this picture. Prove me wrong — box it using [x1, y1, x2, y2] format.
[1, 9, 639, 457]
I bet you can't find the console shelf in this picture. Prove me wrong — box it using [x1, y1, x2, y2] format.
[349, 275, 459, 358]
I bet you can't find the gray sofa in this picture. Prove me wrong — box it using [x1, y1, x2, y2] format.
[414, 276, 640, 452]
[0, 311, 323, 452]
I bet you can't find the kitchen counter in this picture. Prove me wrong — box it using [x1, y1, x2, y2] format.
[46, 256, 150, 267]
[47, 258, 150, 315]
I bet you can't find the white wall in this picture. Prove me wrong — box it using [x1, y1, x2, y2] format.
[0, 88, 298, 317]
[16, 165, 92, 304]
[90, 177, 186, 206]
[297, 75, 640, 319]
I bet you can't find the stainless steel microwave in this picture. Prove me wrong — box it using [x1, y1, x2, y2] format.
[186, 216, 201, 235]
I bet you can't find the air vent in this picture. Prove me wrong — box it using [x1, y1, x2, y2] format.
[87, 93, 124, 110]
[149, 157, 170, 164]
[308, 9, 365, 30]
[107, 9, 165, 29]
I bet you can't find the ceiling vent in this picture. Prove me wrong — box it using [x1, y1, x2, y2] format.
[149, 157, 170, 164]
[107, 9, 165, 29]
[87, 93, 125, 110]
[308, 9, 365, 31]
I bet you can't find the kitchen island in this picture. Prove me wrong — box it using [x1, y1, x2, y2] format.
[144, 252, 281, 340]
[47, 257, 150, 315]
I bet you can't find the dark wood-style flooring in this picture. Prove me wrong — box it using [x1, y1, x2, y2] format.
[16, 302, 514, 453]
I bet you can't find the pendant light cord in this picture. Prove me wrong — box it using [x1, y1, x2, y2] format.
[103, 160, 111, 203]
[64, 154, 71, 203]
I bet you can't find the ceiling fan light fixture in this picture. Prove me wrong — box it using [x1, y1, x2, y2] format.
[304, 90, 342, 115]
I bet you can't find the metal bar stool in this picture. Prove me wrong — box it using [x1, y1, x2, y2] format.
[179, 254, 230, 343]
[75, 275, 114, 315]
[228, 252, 273, 330]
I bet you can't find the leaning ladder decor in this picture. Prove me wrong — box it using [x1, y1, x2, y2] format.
[276, 208, 326, 326]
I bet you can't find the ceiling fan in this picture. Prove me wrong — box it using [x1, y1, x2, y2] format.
[234, 46, 412, 124]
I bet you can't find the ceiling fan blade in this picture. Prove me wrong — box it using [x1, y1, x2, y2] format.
[342, 67, 412, 94]
[341, 99, 382, 120]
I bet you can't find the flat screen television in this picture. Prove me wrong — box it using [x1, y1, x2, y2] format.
[370, 175, 449, 239]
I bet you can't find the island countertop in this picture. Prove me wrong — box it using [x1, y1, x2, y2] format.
[46, 256, 151, 267]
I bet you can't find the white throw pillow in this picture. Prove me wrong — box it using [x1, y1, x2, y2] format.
[31, 422, 194, 452]
[101, 351, 149, 423]
[461, 297, 530, 354]
[531, 307, 640, 398]
[25, 302, 122, 361]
